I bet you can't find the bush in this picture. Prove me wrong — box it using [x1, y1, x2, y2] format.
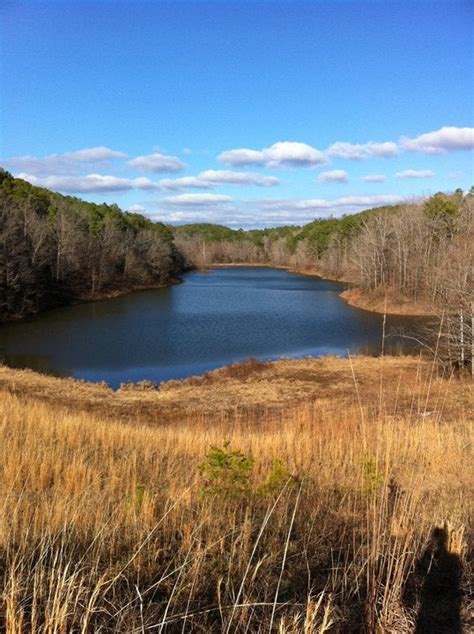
[198, 442, 254, 498]
[213, 357, 268, 380]
[199, 444, 297, 502]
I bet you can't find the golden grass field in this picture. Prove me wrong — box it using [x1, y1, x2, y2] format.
[0, 355, 472, 632]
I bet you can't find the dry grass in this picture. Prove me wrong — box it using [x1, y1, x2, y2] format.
[2, 355, 470, 423]
[0, 356, 472, 632]
[340, 288, 438, 316]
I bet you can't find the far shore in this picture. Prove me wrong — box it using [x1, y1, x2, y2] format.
[208, 263, 438, 317]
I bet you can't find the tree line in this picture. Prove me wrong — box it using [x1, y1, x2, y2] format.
[0, 169, 183, 321]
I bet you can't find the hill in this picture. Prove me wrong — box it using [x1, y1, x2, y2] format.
[0, 168, 183, 322]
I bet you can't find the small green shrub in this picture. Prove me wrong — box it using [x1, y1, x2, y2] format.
[198, 441, 254, 498]
[198, 445, 296, 500]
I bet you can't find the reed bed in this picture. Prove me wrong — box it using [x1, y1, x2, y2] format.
[0, 357, 472, 632]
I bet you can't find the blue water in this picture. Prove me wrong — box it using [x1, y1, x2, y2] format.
[0, 267, 422, 388]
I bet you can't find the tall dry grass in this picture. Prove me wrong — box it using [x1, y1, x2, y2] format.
[0, 358, 472, 632]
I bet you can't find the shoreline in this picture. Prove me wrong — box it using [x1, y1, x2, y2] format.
[76, 276, 183, 303]
[339, 287, 438, 317]
[0, 276, 183, 326]
[207, 263, 437, 316]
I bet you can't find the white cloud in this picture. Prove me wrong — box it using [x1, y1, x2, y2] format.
[334, 195, 403, 206]
[64, 147, 126, 161]
[260, 198, 330, 211]
[361, 174, 386, 182]
[218, 126, 473, 169]
[395, 169, 434, 179]
[326, 141, 398, 160]
[318, 169, 348, 183]
[218, 141, 326, 167]
[217, 148, 267, 166]
[159, 176, 210, 190]
[18, 173, 160, 193]
[150, 210, 224, 223]
[260, 194, 404, 212]
[3, 146, 127, 175]
[200, 169, 279, 186]
[159, 169, 279, 190]
[400, 126, 474, 154]
[164, 193, 232, 206]
[128, 152, 186, 173]
[128, 204, 146, 213]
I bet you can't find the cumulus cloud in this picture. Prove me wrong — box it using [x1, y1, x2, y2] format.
[395, 169, 434, 179]
[218, 126, 473, 168]
[361, 174, 386, 182]
[128, 152, 186, 173]
[164, 193, 232, 206]
[326, 141, 399, 160]
[219, 126, 473, 170]
[400, 126, 474, 154]
[159, 170, 279, 190]
[18, 173, 160, 193]
[218, 141, 326, 167]
[318, 169, 348, 183]
[3, 146, 127, 175]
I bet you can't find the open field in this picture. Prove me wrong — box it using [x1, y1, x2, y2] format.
[0, 356, 472, 632]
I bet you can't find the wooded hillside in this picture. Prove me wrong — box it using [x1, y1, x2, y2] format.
[0, 169, 184, 321]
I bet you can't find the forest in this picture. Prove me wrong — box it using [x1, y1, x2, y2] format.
[0, 168, 184, 321]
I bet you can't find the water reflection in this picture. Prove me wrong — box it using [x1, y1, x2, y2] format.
[0, 268, 425, 388]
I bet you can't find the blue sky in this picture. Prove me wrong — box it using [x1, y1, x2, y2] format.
[1, 0, 473, 227]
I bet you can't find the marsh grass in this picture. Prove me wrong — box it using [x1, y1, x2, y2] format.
[0, 356, 471, 632]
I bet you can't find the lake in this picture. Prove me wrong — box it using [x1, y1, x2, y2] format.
[0, 267, 423, 388]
